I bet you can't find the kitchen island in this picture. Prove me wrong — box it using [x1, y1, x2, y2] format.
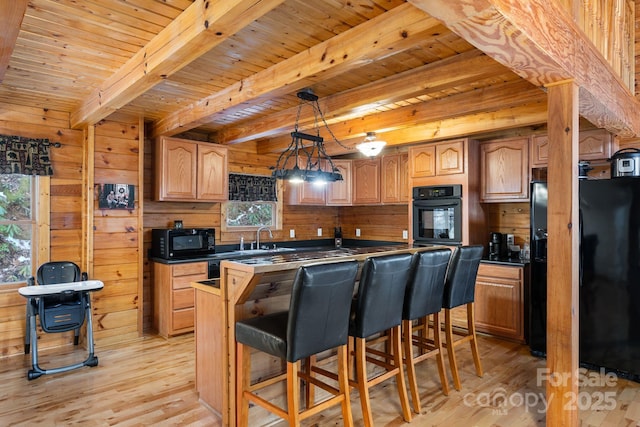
[191, 245, 432, 426]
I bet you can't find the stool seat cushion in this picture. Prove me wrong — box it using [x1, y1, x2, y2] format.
[236, 311, 288, 359]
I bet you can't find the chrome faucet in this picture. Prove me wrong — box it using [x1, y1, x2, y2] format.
[256, 226, 273, 250]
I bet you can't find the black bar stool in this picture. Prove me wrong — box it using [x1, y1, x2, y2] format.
[402, 248, 452, 413]
[235, 260, 359, 427]
[442, 245, 484, 390]
[348, 253, 413, 426]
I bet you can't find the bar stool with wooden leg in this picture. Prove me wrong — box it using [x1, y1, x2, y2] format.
[442, 245, 484, 391]
[235, 260, 359, 427]
[348, 253, 414, 427]
[402, 248, 452, 413]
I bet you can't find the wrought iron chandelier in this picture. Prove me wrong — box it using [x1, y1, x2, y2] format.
[271, 89, 349, 184]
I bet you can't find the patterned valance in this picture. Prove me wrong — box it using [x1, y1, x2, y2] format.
[0, 135, 54, 176]
[229, 173, 277, 202]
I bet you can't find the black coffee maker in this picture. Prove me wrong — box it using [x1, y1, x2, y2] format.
[489, 232, 508, 260]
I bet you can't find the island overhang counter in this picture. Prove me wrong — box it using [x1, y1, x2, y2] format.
[191, 244, 442, 426]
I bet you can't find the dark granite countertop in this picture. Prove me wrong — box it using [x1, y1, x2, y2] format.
[481, 257, 529, 266]
[150, 239, 405, 264]
[228, 245, 415, 266]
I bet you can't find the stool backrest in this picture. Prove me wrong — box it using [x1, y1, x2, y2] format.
[37, 261, 82, 285]
[442, 245, 484, 309]
[287, 260, 359, 362]
[403, 248, 452, 320]
[350, 253, 413, 338]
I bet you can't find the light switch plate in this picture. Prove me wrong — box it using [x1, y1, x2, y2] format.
[402, 230, 408, 239]
[356, 228, 361, 237]
[317, 228, 322, 237]
[290, 229, 295, 238]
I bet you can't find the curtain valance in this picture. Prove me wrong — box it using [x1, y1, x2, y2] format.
[228, 173, 277, 202]
[0, 135, 54, 176]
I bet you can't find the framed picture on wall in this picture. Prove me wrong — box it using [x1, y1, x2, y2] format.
[99, 183, 135, 209]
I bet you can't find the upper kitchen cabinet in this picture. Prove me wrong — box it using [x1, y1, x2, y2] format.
[286, 158, 328, 205]
[352, 158, 381, 204]
[409, 139, 465, 178]
[155, 136, 228, 202]
[480, 137, 529, 202]
[381, 153, 409, 204]
[286, 179, 327, 205]
[530, 128, 614, 168]
[326, 160, 352, 206]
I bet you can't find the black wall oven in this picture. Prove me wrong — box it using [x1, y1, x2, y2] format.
[412, 185, 462, 246]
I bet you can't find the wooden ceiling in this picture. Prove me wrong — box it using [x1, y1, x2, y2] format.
[1, 0, 635, 156]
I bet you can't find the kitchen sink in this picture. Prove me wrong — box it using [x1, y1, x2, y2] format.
[222, 247, 297, 257]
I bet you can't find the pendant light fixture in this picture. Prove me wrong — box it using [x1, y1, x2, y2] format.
[271, 89, 348, 184]
[356, 132, 387, 157]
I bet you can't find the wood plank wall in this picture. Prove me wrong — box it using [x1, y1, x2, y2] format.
[0, 105, 83, 356]
[91, 113, 144, 346]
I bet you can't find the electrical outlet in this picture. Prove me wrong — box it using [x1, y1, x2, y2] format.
[289, 229, 295, 238]
[317, 228, 322, 237]
[402, 230, 408, 239]
[355, 228, 361, 237]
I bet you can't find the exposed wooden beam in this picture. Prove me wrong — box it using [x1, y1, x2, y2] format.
[267, 102, 548, 157]
[546, 81, 580, 426]
[214, 50, 508, 144]
[258, 80, 547, 154]
[0, 0, 28, 83]
[408, 0, 640, 137]
[70, 0, 285, 128]
[150, 3, 443, 138]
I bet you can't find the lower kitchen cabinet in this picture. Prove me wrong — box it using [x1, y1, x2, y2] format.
[474, 262, 526, 343]
[153, 261, 208, 338]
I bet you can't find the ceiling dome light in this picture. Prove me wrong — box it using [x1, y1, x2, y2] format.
[357, 132, 386, 157]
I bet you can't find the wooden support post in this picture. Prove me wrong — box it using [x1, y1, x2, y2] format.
[546, 80, 580, 426]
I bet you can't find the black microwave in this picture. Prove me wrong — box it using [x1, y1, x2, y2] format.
[151, 228, 215, 259]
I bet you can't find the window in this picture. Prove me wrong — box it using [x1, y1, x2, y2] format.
[223, 173, 282, 231]
[226, 201, 276, 228]
[0, 175, 35, 284]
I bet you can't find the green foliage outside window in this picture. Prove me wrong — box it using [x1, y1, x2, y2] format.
[226, 202, 274, 227]
[0, 175, 33, 284]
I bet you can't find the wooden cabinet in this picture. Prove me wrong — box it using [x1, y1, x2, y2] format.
[409, 139, 465, 178]
[480, 137, 529, 202]
[352, 158, 380, 204]
[326, 160, 352, 205]
[530, 128, 614, 168]
[381, 153, 409, 204]
[155, 136, 228, 202]
[288, 154, 408, 206]
[286, 180, 326, 205]
[473, 263, 525, 343]
[153, 261, 208, 338]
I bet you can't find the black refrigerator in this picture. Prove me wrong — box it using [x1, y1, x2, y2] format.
[529, 178, 640, 381]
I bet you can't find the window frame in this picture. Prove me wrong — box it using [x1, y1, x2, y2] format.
[221, 180, 283, 233]
[0, 175, 49, 287]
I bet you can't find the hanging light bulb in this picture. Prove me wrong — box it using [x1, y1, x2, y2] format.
[357, 132, 387, 157]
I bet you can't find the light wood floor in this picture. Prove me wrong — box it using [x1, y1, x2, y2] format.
[1, 333, 639, 426]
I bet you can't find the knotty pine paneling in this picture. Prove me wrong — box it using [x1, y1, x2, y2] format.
[483, 202, 530, 247]
[338, 205, 409, 242]
[93, 113, 143, 347]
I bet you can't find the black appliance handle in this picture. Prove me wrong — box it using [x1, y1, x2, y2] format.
[609, 147, 640, 160]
